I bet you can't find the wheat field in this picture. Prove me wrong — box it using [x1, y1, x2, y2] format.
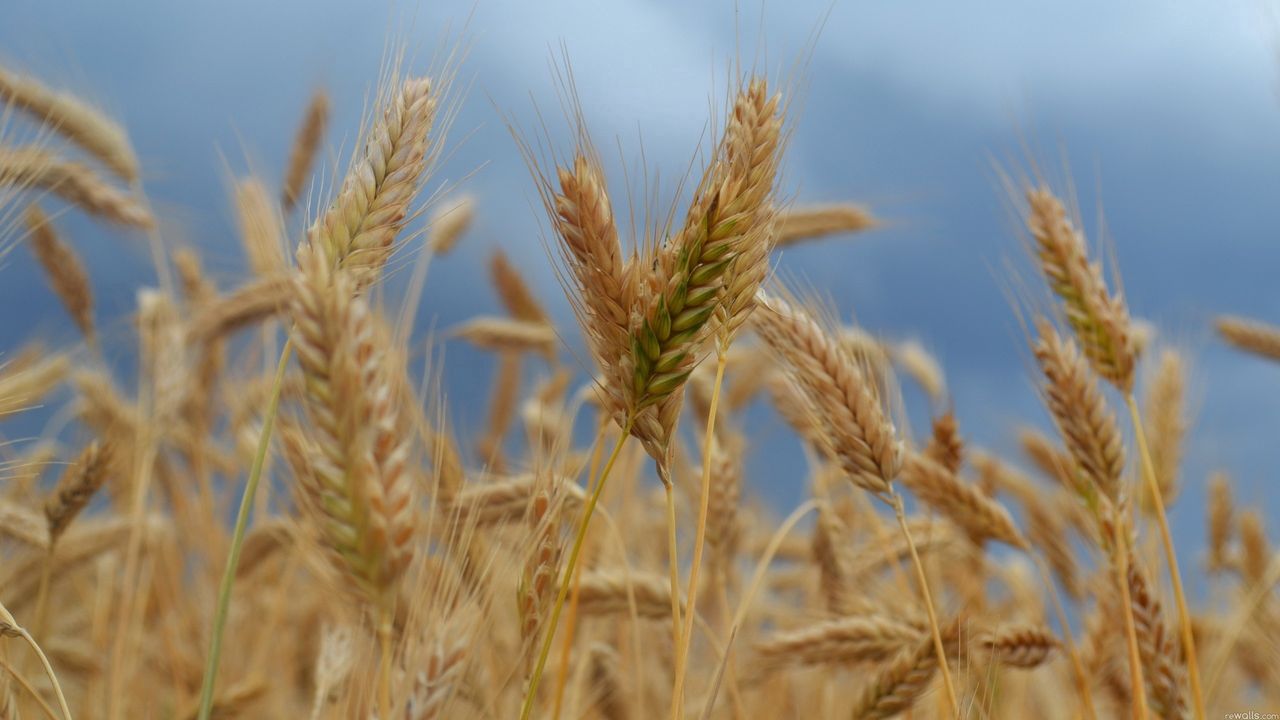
[0, 10, 1277, 720]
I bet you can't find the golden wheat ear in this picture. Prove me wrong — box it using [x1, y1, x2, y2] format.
[0, 146, 152, 227]
[282, 88, 330, 212]
[24, 203, 95, 342]
[0, 65, 140, 182]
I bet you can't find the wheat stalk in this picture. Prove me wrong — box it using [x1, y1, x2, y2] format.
[0, 147, 151, 227]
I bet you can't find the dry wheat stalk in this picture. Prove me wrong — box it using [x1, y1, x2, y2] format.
[24, 203, 94, 341]
[1215, 315, 1280, 363]
[282, 89, 330, 211]
[0, 146, 152, 227]
[775, 203, 878, 246]
[0, 65, 139, 181]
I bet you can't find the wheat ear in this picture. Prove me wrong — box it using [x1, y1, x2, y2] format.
[775, 203, 878, 246]
[0, 147, 151, 227]
[1215, 314, 1280, 362]
[752, 289, 957, 717]
[0, 65, 139, 181]
[23, 204, 95, 342]
[282, 89, 330, 211]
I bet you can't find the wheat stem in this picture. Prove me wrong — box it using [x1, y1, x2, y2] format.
[378, 605, 393, 720]
[521, 416, 633, 720]
[19, 628, 71, 720]
[664, 482, 683, 660]
[890, 491, 958, 718]
[551, 421, 610, 720]
[1032, 555, 1098, 720]
[0, 654, 60, 720]
[671, 351, 727, 719]
[1113, 540, 1150, 720]
[1124, 393, 1204, 720]
[197, 340, 292, 720]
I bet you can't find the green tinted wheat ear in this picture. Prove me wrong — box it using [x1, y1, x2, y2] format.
[308, 77, 437, 280]
[0, 65, 140, 182]
[287, 249, 417, 602]
[1026, 187, 1135, 392]
[711, 78, 783, 346]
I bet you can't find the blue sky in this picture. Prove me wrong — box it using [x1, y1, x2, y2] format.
[2, 1, 1279, 584]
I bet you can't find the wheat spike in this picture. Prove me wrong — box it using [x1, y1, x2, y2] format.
[282, 88, 330, 211]
[24, 203, 94, 341]
[44, 440, 113, 545]
[0, 146, 152, 227]
[1215, 314, 1280, 363]
[753, 289, 902, 496]
[0, 65, 139, 181]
